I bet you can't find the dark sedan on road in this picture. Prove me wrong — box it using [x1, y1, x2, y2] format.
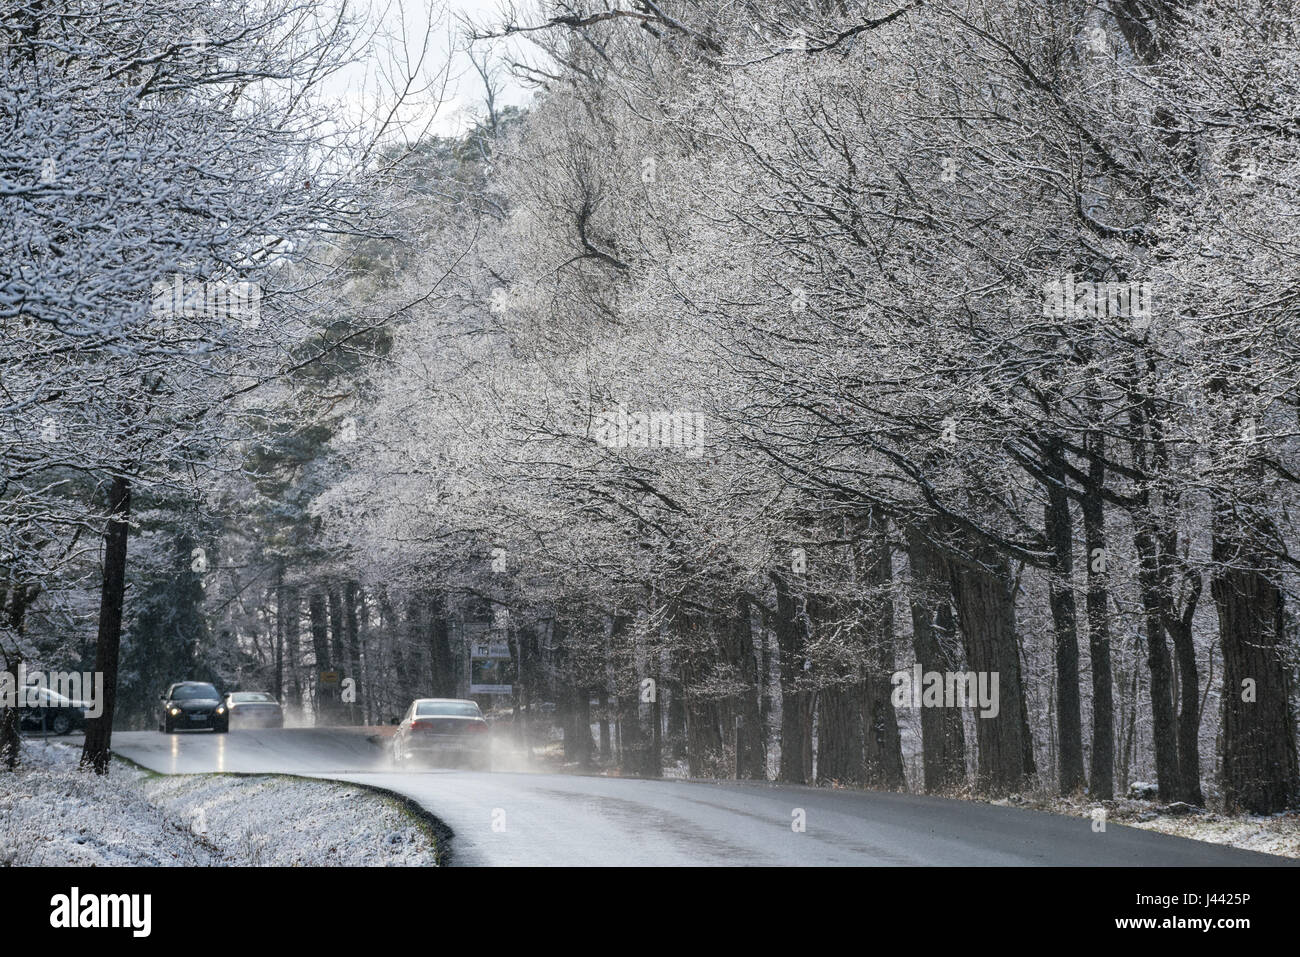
[391, 698, 491, 769]
[160, 681, 228, 733]
[223, 691, 284, 728]
[18, 687, 90, 735]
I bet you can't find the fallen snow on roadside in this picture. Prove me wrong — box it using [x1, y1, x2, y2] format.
[0, 739, 215, 866]
[1117, 807, 1300, 859]
[0, 740, 438, 866]
[986, 790, 1300, 859]
[139, 770, 434, 866]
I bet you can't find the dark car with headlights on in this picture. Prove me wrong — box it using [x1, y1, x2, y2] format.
[391, 698, 491, 769]
[223, 691, 284, 728]
[159, 681, 228, 733]
[19, 687, 90, 735]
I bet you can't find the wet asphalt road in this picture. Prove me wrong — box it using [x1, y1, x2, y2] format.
[110, 728, 1295, 867]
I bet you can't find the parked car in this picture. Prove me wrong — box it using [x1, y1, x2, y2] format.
[391, 698, 491, 769]
[222, 691, 284, 728]
[159, 681, 228, 733]
[18, 687, 90, 735]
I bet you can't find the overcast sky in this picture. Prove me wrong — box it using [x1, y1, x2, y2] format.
[328, 0, 537, 141]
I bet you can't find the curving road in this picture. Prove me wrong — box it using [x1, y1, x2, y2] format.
[110, 728, 1295, 867]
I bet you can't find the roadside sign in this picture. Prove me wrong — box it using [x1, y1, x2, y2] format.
[319, 670, 339, 684]
[469, 656, 512, 695]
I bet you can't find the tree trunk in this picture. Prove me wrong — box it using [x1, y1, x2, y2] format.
[1133, 523, 1182, 801]
[772, 567, 811, 784]
[284, 585, 302, 716]
[679, 612, 725, 777]
[81, 474, 131, 774]
[561, 679, 592, 764]
[1044, 436, 1085, 794]
[806, 566, 868, 785]
[1, 584, 38, 769]
[648, 674, 663, 778]
[906, 526, 967, 793]
[274, 566, 285, 707]
[1081, 435, 1114, 799]
[344, 581, 363, 722]
[858, 513, 906, 790]
[309, 591, 331, 723]
[944, 525, 1029, 795]
[726, 594, 765, 780]
[612, 613, 646, 775]
[577, 685, 595, 769]
[1212, 506, 1300, 813]
[327, 586, 345, 676]
[0, 655, 19, 770]
[598, 688, 612, 761]
[1119, 646, 1140, 794]
[666, 667, 688, 760]
[1166, 574, 1206, 807]
[1129, 370, 1192, 803]
[378, 587, 401, 720]
[358, 588, 375, 723]
[427, 592, 455, 698]
[816, 681, 863, 785]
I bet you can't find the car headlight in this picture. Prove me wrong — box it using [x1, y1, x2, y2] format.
[169, 707, 181, 716]
[216, 705, 226, 714]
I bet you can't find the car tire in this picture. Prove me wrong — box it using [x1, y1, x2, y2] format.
[164, 716, 175, 734]
[51, 714, 72, 735]
[214, 722, 228, 734]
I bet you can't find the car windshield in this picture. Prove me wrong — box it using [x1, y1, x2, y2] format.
[416, 701, 481, 717]
[172, 684, 218, 700]
[231, 693, 273, 703]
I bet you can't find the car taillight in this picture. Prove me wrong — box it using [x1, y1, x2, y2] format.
[469, 721, 490, 733]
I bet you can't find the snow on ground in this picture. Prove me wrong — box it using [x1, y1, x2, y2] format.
[138, 770, 435, 866]
[0, 739, 216, 866]
[986, 791, 1300, 859]
[0, 739, 439, 866]
[1122, 808, 1300, 858]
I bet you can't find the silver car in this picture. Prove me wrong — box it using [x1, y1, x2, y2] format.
[391, 698, 492, 769]
[223, 691, 284, 728]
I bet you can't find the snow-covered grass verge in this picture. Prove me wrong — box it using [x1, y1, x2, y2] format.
[1120, 807, 1300, 858]
[137, 771, 436, 866]
[0, 739, 439, 866]
[986, 791, 1300, 859]
[0, 739, 214, 866]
